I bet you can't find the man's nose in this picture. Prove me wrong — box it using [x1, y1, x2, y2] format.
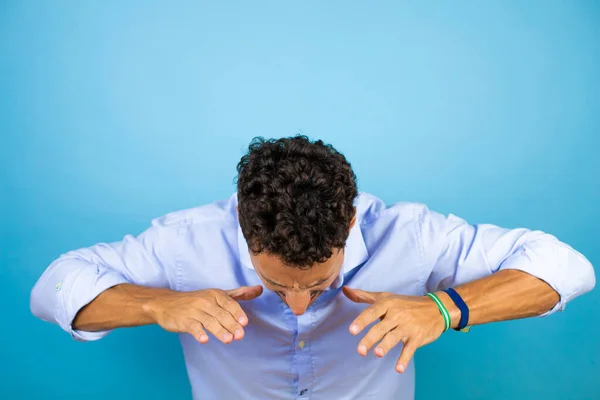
[286, 292, 311, 316]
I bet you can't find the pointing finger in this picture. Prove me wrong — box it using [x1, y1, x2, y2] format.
[349, 302, 388, 335]
[342, 287, 381, 304]
[226, 285, 264, 301]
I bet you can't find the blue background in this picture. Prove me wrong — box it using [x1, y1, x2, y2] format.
[1, 1, 598, 399]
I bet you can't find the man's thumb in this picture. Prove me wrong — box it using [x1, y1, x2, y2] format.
[226, 285, 264, 301]
[342, 286, 379, 304]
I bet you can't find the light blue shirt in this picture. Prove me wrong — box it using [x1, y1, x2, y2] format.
[30, 192, 595, 399]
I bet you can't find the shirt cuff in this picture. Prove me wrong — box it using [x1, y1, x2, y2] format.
[498, 243, 571, 317]
[56, 266, 129, 342]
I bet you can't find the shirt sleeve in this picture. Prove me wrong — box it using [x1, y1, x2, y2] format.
[30, 219, 182, 341]
[420, 205, 595, 316]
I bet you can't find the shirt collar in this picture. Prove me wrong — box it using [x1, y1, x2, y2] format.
[237, 220, 369, 289]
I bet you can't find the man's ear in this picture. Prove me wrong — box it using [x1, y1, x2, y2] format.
[349, 207, 357, 231]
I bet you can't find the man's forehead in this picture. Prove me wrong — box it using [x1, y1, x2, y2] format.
[253, 248, 341, 266]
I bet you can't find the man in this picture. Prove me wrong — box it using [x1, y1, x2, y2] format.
[31, 136, 595, 399]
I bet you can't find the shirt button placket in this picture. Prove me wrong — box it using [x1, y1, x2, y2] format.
[296, 312, 313, 399]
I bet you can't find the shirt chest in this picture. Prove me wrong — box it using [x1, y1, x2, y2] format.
[179, 289, 416, 399]
[177, 257, 423, 399]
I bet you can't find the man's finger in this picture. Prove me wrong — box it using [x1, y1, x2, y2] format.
[396, 341, 417, 374]
[204, 304, 245, 341]
[349, 303, 387, 335]
[187, 319, 209, 344]
[198, 312, 234, 344]
[373, 328, 404, 358]
[342, 286, 380, 304]
[226, 285, 264, 301]
[217, 292, 250, 327]
[356, 320, 396, 356]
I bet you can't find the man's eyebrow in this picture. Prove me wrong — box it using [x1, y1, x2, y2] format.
[305, 276, 332, 288]
[257, 271, 335, 289]
[259, 273, 286, 288]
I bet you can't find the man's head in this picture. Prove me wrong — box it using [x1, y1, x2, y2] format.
[236, 135, 358, 315]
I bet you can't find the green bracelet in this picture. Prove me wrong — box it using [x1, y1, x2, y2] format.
[426, 292, 451, 332]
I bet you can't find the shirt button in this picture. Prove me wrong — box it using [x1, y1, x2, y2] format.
[298, 340, 306, 349]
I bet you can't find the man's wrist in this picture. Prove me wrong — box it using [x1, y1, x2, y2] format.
[140, 296, 160, 324]
[118, 284, 173, 325]
[435, 291, 461, 330]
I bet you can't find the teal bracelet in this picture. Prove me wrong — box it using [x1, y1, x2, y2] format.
[426, 292, 451, 332]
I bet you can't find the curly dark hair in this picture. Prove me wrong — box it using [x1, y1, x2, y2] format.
[236, 135, 358, 268]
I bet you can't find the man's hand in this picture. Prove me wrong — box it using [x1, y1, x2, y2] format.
[144, 285, 263, 344]
[342, 286, 446, 374]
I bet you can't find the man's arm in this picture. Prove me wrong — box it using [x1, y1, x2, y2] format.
[343, 268, 564, 374]
[72, 282, 262, 343]
[71, 283, 171, 331]
[343, 204, 595, 373]
[422, 207, 595, 315]
[30, 219, 262, 343]
[30, 223, 174, 341]
[438, 269, 559, 329]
